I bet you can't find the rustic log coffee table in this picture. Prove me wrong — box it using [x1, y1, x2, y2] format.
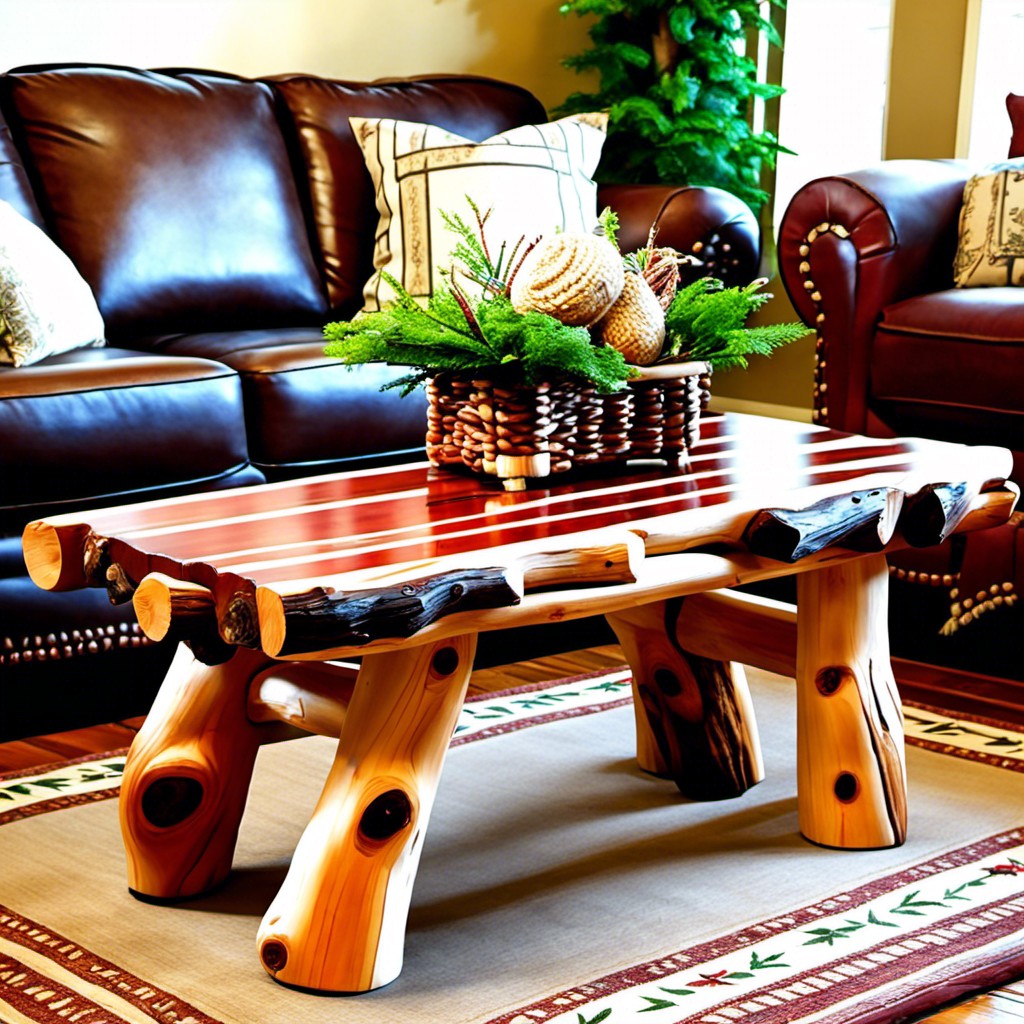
[22, 412, 1018, 994]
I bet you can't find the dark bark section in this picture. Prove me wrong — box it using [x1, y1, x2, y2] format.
[900, 480, 998, 547]
[743, 487, 898, 562]
[632, 597, 762, 801]
[274, 568, 521, 657]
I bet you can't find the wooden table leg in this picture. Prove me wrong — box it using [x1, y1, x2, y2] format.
[606, 599, 764, 800]
[796, 554, 907, 849]
[119, 642, 278, 900]
[256, 633, 477, 993]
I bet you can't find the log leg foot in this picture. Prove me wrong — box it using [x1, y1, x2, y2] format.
[796, 554, 907, 849]
[119, 643, 277, 899]
[256, 634, 477, 993]
[607, 599, 764, 800]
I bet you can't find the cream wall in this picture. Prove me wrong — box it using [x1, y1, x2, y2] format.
[885, 0, 970, 159]
[713, 0, 976, 416]
[0, 0, 592, 109]
[0, 0, 977, 418]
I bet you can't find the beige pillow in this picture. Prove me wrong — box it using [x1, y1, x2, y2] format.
[350, 113, 608, 310]
[0, 199, 105, 367]
[954, 159, 1024, 287]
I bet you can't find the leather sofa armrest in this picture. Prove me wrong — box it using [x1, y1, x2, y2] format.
[777, 159, 971, 434]
[598, 183, 760, 287]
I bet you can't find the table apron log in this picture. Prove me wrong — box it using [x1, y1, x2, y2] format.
[253, 488, 1016, 661]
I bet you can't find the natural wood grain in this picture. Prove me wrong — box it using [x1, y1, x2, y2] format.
[133, 573, 216, 642]
[132, 572, 236, 665]
[256, 634, 477, 993]
[257, 530, 645, 658]
[16, 415, 1021, 1003]
[120, 644, 281, 900]
[606, 599, 764, 799]
[21, 519, 91, 591]
[467, 644, 625, 694]
[664, 590, 796, 678]
[253, 488, 1014, 664]
[928, 993, 1024, 1022]
[795, 554, 907, 849]
[264, 568, 523, 658]
[0, 649, 627, 772]
[247, 660, 359, 736]
[0, 719, 144, 770]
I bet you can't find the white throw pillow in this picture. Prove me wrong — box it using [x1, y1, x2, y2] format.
[954, 158, 1024, 287]
[350, 113, 608, 310]
[0, 199, 105, 367]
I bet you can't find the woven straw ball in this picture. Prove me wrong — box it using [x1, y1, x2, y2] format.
[510, 233, 625, 327]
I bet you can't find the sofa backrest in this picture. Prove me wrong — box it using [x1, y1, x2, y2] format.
[0, 105, 43, 227]
[0, 66, 549, 337]
[266, 74, 547, 315]
[1, 65, 329, 340]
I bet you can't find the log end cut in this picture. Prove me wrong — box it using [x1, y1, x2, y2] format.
[256, 586, 287, 658]
[21, 524, 74, 589]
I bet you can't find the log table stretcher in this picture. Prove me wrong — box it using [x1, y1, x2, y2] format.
[22, 412, 1019, 994]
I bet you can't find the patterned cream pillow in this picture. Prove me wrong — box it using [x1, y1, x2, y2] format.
[350, 113, 608, 310]
[0, 200, 105, 367]
[954, 159, 1024, 287]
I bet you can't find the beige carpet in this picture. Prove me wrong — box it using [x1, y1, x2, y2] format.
[3, 666, 1024, 1024]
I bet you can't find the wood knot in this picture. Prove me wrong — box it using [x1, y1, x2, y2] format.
[834, 771, 859, 803]
[261, 940, 288, 972]
[432, 646, 460, 677]
[359, 789, 412, 842]
[221, 592, 260, 647]
[141, 776, 204, 828]
[104, 563, 136, 605]
[82, 530, 111, 588]
[653, 668, 681, 697]
[815, 666, 851, 696]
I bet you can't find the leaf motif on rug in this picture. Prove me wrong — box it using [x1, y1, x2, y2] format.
[487, 829, 1024, 1024]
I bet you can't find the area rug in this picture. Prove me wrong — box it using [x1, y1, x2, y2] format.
[3, 666, 1024, 1024]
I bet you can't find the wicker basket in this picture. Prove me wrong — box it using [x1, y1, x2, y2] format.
[425, 360, 712, 491]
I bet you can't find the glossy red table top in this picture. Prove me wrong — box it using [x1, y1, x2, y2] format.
[41, 412, 955, 589]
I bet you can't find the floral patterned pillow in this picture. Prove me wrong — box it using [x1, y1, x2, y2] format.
[0, 200, 105, 367]
[954, 158, 1024, 287]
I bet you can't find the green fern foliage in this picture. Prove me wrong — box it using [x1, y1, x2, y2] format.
[323, 272, 636, 395]
[554, 0, 788, 211]
[664, 277, 809, 370]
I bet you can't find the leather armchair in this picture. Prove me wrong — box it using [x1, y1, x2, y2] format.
[778, 159, 1024, 684]
[779, 159, 1024, 477]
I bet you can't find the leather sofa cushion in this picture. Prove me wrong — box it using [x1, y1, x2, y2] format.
[2, 66, 328, 340]
[152, 328, 428, 473]
[871, 288, 1024, 461]
[0, 347, 262, 517]
[269, 74, 547, 314]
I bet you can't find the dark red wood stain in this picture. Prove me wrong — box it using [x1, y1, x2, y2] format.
[64, 413, 941, 590]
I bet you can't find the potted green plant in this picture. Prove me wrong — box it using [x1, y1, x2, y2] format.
[553, 0, 787, 212]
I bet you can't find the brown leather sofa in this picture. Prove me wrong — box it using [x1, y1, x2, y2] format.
[777, 158, 1023, 682]
[0, 63, 760, 740]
